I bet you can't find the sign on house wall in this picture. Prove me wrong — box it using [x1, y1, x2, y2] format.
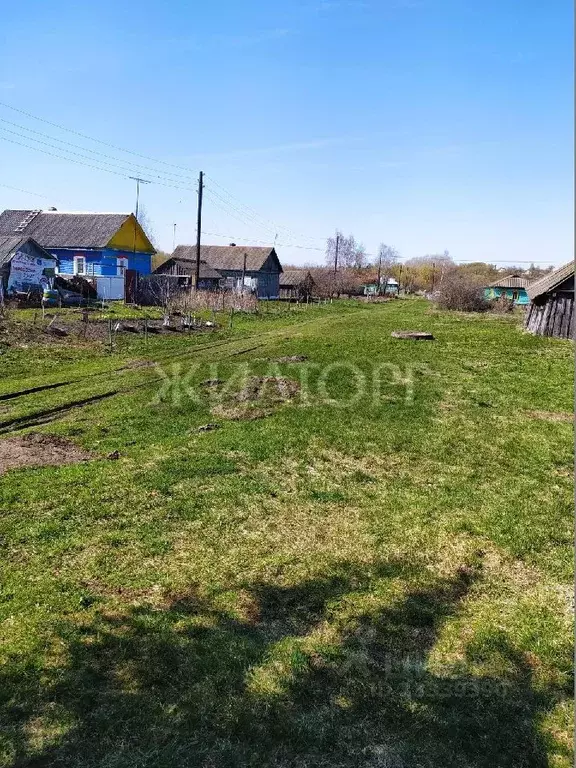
[7, 251, 55, 294]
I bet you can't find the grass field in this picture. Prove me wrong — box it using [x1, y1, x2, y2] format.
[0, 298, 573, 768]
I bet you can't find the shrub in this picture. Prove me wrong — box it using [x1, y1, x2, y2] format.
[436, 274, 491, 312]
[490, 295, 516, 314]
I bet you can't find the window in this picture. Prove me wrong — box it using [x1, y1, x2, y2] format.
[74, 256, 86, 275]
[117, 257, 128, 276]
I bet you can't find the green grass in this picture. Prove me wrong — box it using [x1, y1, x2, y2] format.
[0, 298, 573, 767]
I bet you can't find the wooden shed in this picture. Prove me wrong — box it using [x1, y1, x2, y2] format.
[0, 236, 58, 298]
[279, 270, 316, 300]
[525, 262, 574, 339]
[153, 257, 223, 290]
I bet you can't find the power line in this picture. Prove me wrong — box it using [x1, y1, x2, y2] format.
[0, 133, 198, 193]
[203, 189, 281, 236]
[0, 126, 200, 189]
[200, 230, 323, 251]
[0, 100, 199, 175]
[0, 116, 198, 184]
[0, 183, 51, 199]
[0, 104, 561, 267]
[204, 188, 282, 239]
[0, 133, 131, 179]
[205, 173, 324, 246]
[205, 187, 272, 227]
[206, 173, 321, 242]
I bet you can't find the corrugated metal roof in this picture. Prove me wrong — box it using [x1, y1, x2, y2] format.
[172, 244, 281, 272]
[0, 209, 136, 248]
[488, 275, 530, 289]
[527, 262, 575, 300]
[0, 235, 57, 268]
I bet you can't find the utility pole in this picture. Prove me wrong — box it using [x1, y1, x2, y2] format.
[334, 234, 340, 274]
[129, 176, 150, 258]
[376, 251, 382, 295]
[172, 223, 177, 252]
[195, 171, 204, 291]
[431, 261, 436, 293]
[332, 234, 340, 299]
[241, 252, 247, 293]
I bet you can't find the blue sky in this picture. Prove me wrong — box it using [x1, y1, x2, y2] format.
[0, 0, 572, 266]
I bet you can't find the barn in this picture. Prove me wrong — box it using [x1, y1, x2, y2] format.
[171, 244, 282, 298]
[525, 262, 574, 339]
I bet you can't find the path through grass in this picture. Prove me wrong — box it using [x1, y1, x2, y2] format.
[0, 299, 573, 767]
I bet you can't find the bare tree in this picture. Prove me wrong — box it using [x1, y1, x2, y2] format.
[136, 204, 156, 247]
[376, 244, 399, 293]
[325, 231, 367, 271]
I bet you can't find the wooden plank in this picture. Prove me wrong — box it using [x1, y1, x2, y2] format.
[560, 297, 572, 339]
[553, 298, 565, 337]
[526, 304, 539, 334]
[530, 305, 542, 334]
[550, 298, 561, 337]
[526, 304, 535, 333]
[541, 299, 554, 336]
[536, 305, 546, 334]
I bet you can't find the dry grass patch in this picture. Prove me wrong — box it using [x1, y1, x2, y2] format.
[525, 410, 573, 423]
[0, 432, 93, 475]
[212, 375, 300, 421]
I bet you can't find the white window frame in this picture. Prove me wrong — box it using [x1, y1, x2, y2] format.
[74, 256, 86, 276]
[117, 257, 129, 276]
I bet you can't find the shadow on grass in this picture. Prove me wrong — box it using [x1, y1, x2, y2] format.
[2, 559, 567, 768]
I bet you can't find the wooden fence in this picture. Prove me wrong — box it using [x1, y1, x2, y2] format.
[524, 295, 574, 339]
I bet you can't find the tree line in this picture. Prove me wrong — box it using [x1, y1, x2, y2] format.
[284, 229, 553, 297]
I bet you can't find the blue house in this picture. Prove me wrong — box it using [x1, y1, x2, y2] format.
[0, 209, 155, 299]
[484, 275, 530, 306]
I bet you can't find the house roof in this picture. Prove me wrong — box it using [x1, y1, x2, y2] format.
[172, 244, 282, 272]
[0, 209, 140, 249]
[155, 257, 222, 279]
[527, 262, 575, 301]
[0, 235, 57, 268]
[488, 275, 530, 289]
[280, 269, 312, 287]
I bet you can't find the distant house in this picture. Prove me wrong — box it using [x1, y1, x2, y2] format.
[484, 275, 530, 305]
[153, 256, 223, 290]
[525, 262, 574, 339]
[0, 209, 155, 300]
[172, 244, 282, 298]
[279, 270, 316, 300]
[363, 278, 399, 297]
[0, 236, 57, 297]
